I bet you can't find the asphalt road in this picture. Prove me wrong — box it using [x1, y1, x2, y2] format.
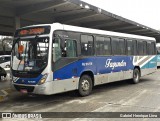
[1, 69, 160, 121]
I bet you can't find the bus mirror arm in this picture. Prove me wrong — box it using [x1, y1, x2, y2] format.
[53, 34, 65, 49]
[12, 37, 20, 50]
[60, 39, 65, 49]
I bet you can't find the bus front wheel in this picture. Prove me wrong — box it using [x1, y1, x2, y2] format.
[132, 68, 140, 84]
[78, 75, 92, 96]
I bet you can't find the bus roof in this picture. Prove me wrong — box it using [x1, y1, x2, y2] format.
[18, 23, 156, 41]
[62, 24, 155, 41]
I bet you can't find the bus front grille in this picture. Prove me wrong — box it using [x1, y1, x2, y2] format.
[14, 85, 35, 93]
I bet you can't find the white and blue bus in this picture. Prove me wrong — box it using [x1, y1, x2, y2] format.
[11, 23, 157, 96]
[156, 43, 160, 67]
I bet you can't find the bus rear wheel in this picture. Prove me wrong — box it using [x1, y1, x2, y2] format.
[78, 75, 92, 96]
[131, 68, 140, 84]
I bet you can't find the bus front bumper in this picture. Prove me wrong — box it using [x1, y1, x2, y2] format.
[12, 81, 54, 95]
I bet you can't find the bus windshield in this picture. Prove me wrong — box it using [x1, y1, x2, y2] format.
[11, 36, 49, 72]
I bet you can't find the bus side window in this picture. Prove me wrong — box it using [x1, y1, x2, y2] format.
[151, 42, 156, 55]
[119, 38, 125, 55]
[104, 37, 111, 55]
[53, 38, 77, 62]
[138, 41, 144, 55]
[132, 40, 137, 55]
[127, 40, 133, 55]
[148, 42, 156, 55]
[96, 36, 112, 56]
[147, 42, 152, 55]
[66, 39, 77, 57]
[52, 38, 61, 62]
[96, 36, 104, 55]
[111, 38, 119, 55]
[143, 41, 147, 55]
[81, 35, 94, 56]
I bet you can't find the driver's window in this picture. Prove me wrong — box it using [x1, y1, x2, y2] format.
[66, 39, 77, 57]
[52, 38, 61, 62]
[61, 39, 77, 57]
[53, 37, 77, 62]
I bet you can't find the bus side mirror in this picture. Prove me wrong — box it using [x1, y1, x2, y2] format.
[53, 34, 65, 49]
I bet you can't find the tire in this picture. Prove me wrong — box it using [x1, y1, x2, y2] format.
[78, 75, 93, 96]
[131, 68, 140, 84]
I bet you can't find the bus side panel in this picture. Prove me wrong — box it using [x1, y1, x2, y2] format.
[145, 55, 157, 74]
[157, 55, 160, 67]
[133, 56, 148, 76]
[53, 57, 96, 93]
[148, 56, 157, 67]
[53, 57, 97, 80]
[53, 56, 134, 91]
[125, 56, 134, 79]
[94, 56, 137, 85]
[134, 55, 157, 76]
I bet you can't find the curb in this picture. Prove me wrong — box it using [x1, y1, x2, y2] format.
[0, 88, 13, 102]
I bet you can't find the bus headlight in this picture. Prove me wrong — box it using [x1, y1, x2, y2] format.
[38, 74, 48, 85]
[13, 77, 18, 82]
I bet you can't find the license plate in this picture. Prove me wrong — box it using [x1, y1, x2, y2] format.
[20, 89, 28, 94]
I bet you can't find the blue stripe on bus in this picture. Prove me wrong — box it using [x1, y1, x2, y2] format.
[53, 56, 134, 80]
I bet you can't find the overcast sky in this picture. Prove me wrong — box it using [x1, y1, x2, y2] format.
[82, 0, 160, 30]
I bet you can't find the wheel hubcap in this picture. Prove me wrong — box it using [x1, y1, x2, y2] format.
[81, 80, 90, 91]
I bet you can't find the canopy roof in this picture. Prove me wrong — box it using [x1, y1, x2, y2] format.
[0, 0, 160, 41]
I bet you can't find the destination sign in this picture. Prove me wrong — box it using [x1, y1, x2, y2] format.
[15, 26, 50, 37]
[19, 28, 45, 35]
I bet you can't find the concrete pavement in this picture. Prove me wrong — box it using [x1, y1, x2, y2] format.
[0, 71, 12, 102]
[0, 69, 160, 121]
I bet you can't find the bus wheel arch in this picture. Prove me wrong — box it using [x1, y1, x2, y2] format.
[78, 71, 94, 96]
[134, 66, 141, 76]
